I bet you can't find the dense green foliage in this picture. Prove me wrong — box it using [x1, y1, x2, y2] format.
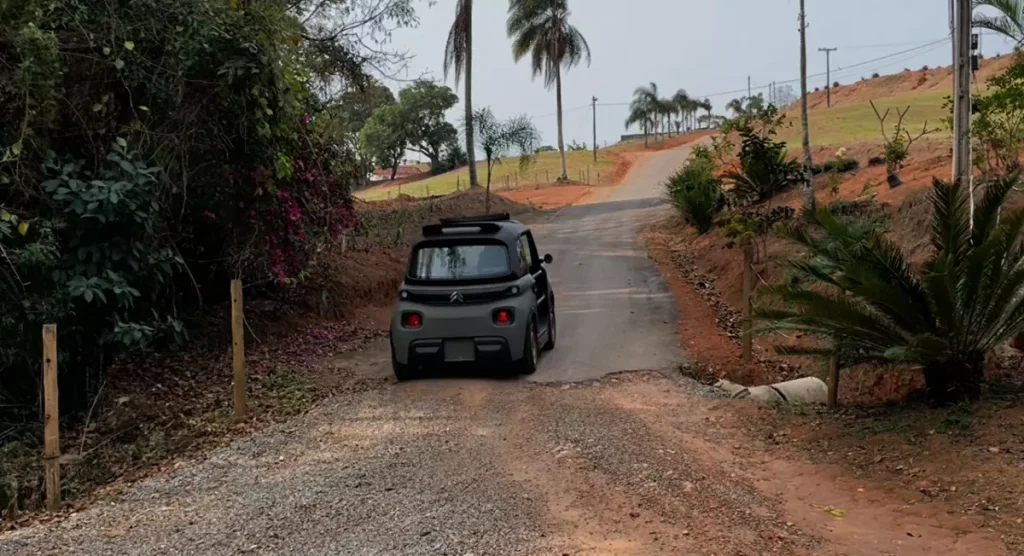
[360, 80, 461, 176]
[665, 147, 724, 234]
[972, 54, 1024, 178]
[758, 175, 1024, 403]
[724, 112, 802, 206]
[0, 0, 414, 417]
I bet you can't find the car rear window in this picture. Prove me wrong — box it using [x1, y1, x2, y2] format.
[409, 243, 511, 280]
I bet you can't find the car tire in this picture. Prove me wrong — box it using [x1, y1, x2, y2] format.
[542, 303, 556, 351]
[392, 357, 414, 382]
[519, 319, 539, 375]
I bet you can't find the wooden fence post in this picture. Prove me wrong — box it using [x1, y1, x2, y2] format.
[741, 242, 754, 363]
[545, 169, 549, 183]
[42, 324, 60, 512]
[587, 166, 590, 185]
[828, 338, 840, 406]
[456, 175, 461, 191]
[231, 280, 247, 422]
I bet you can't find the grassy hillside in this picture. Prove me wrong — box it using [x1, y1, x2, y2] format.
[778, 55, 1016, 148]
[778, 90, 951, 147]
[357, 150, 621, 201]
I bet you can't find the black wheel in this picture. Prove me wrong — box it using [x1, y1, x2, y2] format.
[542, 302, 556, 351]
[390, 334, 414, 381]
[518, 319, 539, 375]
[392, 357, 414, 382]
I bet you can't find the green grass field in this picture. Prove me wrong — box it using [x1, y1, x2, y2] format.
[779, 90, 952, 148]
[357, 150, 620, 201]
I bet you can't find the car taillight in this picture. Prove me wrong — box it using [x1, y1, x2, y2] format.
[403, 312, 422, 329]
[494, 309, 513, 326]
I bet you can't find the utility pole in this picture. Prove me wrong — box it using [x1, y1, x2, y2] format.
[592, 96, 598, 163]
[818, 47, 838, 108]
[799, 0, 814, 209]
[747, 75, 752, 100]
[952, 0, 973, 213]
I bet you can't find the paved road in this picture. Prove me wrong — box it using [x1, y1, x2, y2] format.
[531, 147, 692, 382]
[3, 143, 1005, 556]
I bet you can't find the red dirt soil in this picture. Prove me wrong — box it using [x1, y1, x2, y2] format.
[801, 55, 1016, 110]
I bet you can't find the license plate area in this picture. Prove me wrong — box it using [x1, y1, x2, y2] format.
[444, 339, 475, 362]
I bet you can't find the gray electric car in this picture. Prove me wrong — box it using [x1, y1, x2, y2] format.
[389, 213, 556, 380]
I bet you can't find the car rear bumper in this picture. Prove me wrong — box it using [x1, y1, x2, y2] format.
[390, 299, 534, 366]
[402, 337, 513, 367]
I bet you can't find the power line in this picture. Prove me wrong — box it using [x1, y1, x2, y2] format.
[594, 37, 952, 107]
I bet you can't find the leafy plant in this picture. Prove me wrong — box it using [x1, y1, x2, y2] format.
[724, 114, 802, 206]
[665, 150, 724, 234]
[757, 174, 1024, 403]
[971, 55, 1024, 179]
[720, 206, 795, 262]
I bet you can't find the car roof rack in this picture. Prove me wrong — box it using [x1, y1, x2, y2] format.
[439, 213, 511, 225]
[422, 221, 503, 237]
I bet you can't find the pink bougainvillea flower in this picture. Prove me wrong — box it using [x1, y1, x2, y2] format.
[202, 211, 216, 221]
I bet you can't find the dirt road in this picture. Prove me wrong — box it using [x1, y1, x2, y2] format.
[1, 144, 1007, 555]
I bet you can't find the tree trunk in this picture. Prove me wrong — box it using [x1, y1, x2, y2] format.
[644, 125, 648, 148]
[485, 160, 492, 213]
[556, 66, 568, 181]
[465, 0, 479, 188]
[799, 0, 815, 209]
[390, 160, 400, 181]
[923, 354, 984, 404]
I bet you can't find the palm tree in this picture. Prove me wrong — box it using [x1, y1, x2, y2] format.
[973, 0, 1024, 45]
[758, 174, 1024, 403]
[657, 98, 675, 139]
[625, 98, 654, 148]
[508, 0, 591, 181]
[700, 98, 713, 129]
[444, 0, 479, 188]
[672, 89, 691, 134]
[472, 108, 540, 213]
[629, 83, 661, 143]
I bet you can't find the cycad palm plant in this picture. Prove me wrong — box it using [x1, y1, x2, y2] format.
[444, 0, 479, 187]
[508, 0, 591, 181]
[973, 0, 1024, 45]
[757, 175, 1024, 403]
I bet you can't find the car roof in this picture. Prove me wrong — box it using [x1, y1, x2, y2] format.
[416, 213, 528, 246]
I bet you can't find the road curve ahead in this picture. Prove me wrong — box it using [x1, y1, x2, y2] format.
[530, 145, 697, 382]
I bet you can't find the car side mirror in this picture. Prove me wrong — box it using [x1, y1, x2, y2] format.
[543, 254, 553, 264]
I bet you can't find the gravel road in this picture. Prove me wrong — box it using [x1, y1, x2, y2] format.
[1, 143, 1007, 555]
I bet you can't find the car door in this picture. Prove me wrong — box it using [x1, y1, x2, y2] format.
[520, 232, 552, 324]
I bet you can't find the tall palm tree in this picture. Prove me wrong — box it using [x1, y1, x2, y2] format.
[508, 0, 591, 181]
[672, 89, 690, 134]
[630, 82, 660, 143]
[973, 0, 1024, 45]
[625, 97, 654, 148]
[444, 0, 479, 187]
[700, 98, 713, 128]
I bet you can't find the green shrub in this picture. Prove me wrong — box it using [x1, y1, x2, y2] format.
[822, 157, 860, 173]
[758, 175, 1024, 403]
[723, 114, 802, 206]
[665, 155, 724, 234]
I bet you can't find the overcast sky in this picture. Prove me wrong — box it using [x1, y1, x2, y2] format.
[383, 0, 1016, 157]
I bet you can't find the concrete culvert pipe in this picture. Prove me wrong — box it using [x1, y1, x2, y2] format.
[715, 377, 828, 405]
